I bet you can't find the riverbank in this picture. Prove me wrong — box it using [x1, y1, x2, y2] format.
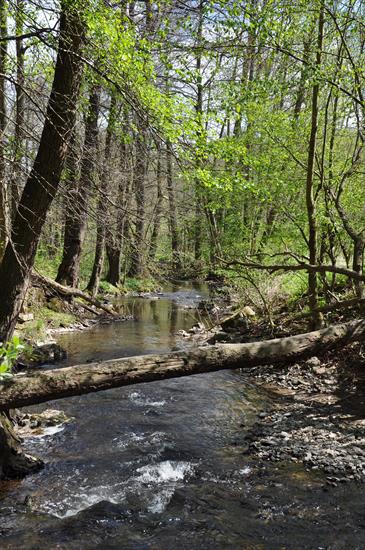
[180, 294, 365, 484]
[244, 343, 365, 484]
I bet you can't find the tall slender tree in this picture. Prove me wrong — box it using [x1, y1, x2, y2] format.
[0, 0, 7, 259]
[306, 0, 325, 329]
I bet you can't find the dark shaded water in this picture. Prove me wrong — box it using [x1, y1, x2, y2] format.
[1, 282, 365, 549]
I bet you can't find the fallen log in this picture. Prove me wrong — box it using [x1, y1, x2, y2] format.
[31, 271, 118, 317]
[1, 319, 365, 411]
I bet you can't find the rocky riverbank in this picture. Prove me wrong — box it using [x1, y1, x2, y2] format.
[244, 344, 365, 484]
[180, 297, 365, 484]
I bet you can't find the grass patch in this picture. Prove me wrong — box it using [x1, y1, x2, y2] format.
[38, 307, 76, 328]
[280, 272, 308, 305]
[17, 307, 76, 341]
[98, 280, 120, 295]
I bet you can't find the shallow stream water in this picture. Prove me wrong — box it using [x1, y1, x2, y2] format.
[1, 282, 365, 549]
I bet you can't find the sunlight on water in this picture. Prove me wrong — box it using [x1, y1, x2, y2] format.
[36, 460, 195, 519]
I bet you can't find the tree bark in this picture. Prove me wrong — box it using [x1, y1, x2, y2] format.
[0, 412, 43, 479]
[106, 111, 131, 285]
[0, 0, 8, 260]
[0, 1, 85, 343]
[56, 85, 101, 287]
[166, 141, 180, 266]
[149, 143, 163, 260]
[353, 236, 365, 299]
[32, 272, 118, 316]
[10, 0, 25, 222]
[1, 319, 364, 411]
[129, 118, 148, 277]
[194, 0, 204, 262]
[106, 245, 122, 286]
[306, 1, 324, 330]
[293, 38, 311, 121]
[86, 205, 106, 296]
[87, 94, 117, 295]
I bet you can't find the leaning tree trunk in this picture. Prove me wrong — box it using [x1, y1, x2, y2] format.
[1, 318, 365, 478]
[0, 0, 85, 478]
[0, 1, 85, 342]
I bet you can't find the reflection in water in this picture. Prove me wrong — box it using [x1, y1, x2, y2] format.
[57, 283, 208, 367]
[1, 283, 365, 548]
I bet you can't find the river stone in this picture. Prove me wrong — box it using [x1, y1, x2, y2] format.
[208, 331, 231, 343]
[242, 306, 256, 317]
[18, 313, 34, 323]
[16, 409, 73, 437]
[305, 356, 321, 368]
[221, 313, 249, 331]
[313, 366, 327, 376]
[27, 343, 67, 367]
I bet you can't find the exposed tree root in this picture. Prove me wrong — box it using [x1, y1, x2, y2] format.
[0, 412, 43, 479]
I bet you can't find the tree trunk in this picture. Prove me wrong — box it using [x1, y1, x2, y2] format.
[353, 236, 365, 299]
[0, 412, 43, 479]
[166, 141, 180, 266]
[149, 143, 163, 260]
[56, 85, 101, 287]
[10, 0, 25, 222]
[305, 1, 324, 330]
[129, 119, 147, 277]
[106, 244, 121, 286]
[293, 38, 311, 121]
[194, 0, 204, 262]
[1, 319, 365, 411]
[0, 0, 7, 260]
[32, 271, 118, 316]
[87, 94, 117, 295]
[0, 1, 85, 343]
[106, 114, 131, 285]
[55, 129, 79, 286]
[86, 214, 105, 296]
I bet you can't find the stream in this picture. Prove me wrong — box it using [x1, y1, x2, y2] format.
[1, 282, 365, 549]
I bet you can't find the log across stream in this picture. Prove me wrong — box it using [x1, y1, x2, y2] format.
[1, 319, 364, 410]
[1, 283, 365, 548]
